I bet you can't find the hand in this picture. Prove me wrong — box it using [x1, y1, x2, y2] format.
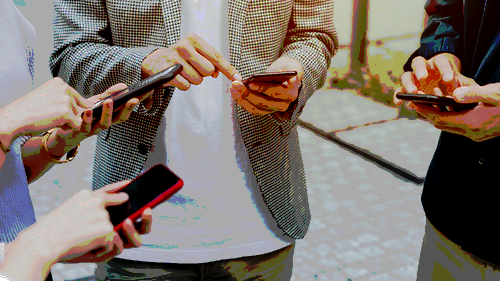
[51, 83, 140, 151]
[23, 180, 131, 264]
[62, 207, 153, 264]
[394, 53, 476, 110]
[406, 83, 500, 142]
[141, 33, 242, 93]
[0, 78, 91, 143]
[397, 81, 500, 142]
[229, 57, 304, 116]
[400, 53, 462, 97]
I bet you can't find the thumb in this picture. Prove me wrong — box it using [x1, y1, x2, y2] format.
[103, 192, 129, 207]
[97, 83, 128, 100]
[99, 180, 133, 194]
[453, 85, 500, 105]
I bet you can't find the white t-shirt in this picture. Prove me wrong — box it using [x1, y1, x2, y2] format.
[116, 0, 294, 263]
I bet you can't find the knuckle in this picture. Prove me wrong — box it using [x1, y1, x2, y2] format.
[187, 33, 200, 41]
[102, 222, 114, 233]
[78, 189, 90, 197]
[171, 44, 184, 54]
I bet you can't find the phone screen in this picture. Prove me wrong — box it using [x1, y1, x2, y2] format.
[106, 165, 181, 227]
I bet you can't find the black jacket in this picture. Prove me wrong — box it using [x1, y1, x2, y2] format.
[404, 0, 500, 265]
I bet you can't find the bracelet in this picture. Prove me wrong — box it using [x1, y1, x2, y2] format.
[40, 129, 79, 164]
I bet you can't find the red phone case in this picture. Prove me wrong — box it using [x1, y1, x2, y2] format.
[111, 165, 184, 232]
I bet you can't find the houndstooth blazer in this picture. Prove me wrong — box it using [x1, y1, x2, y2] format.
[50, 0, 338, 239]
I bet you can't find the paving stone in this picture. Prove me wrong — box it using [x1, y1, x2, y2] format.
[382, 239, 407, 249]
[356, 233, 380, 244]
[361, 246, 386, 259]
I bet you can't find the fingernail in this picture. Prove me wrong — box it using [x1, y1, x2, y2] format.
[248, 84, 259, 91]
[234, 73, 242, 81]
[417, 71, 425, 79]
[233, 82, 243, 92]
[443, 73, 453, 82]
[408, 87, 417, 93]
[454, 92, 465, 101]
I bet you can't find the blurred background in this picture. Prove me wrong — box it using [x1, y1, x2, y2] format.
[14, 0, 441, 280]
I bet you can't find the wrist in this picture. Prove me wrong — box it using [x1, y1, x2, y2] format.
[0, 111, 22, 152]
[46, 129, 79, 158]
[0, 230, 58, 281]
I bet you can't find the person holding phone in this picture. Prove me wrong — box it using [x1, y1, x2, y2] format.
[0, 180, 150, 281]
[50, 0, 338, 280]
[393, 0, 500, 278]
[0, 2, 154, 280]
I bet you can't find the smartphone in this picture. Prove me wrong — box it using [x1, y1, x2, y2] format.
[243, 71, 297, 85]
[105, 164, 184, 232]
[396, 93, 478, 111]
[89, 64, 183, 125]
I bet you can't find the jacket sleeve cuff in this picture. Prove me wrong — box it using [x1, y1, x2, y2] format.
[403, 37, 462, 72]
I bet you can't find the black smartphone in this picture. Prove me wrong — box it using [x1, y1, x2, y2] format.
[105, 164, 184, 232]
[243, 71, 297, 85]
[89, 64, 183, 125]
[396, 93, 478, 111]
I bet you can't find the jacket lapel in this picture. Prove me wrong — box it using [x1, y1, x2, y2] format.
[228, 0, 246, 73]
[160, 0, 182, 47]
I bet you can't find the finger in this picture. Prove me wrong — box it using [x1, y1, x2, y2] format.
[211, 69, 219, 79]
[97, 83, 128, 100]
[188, 34, 241, 81]
[247, 82, 290, 100]
[454, 85, 500, 105]
[230, 81, 246, 103]
[99, 99, 113, 129]
[393, 87, 404, 106]
[114, 231, 125, 254]
[433, 55, 455, 83]
[139, 208, 153, 234]
[401, 72, 419, 94]
[411, 56, 428, 80]
[114, 98, 139, 124]
[103, 231, 124, 262]
[411, 101, 464, 128]
[80, 109, 92, 135]
[433, 87, 445, 97]
[245, 91, 290, 112]
[103, 192, 129, 207]
[63, 111, 83, 131]
[65, 86, 92, 109]
[121, 218, 142, 248]
[176, 44, 215, 78]
[138, 90, 155, 103]
[168, 75, 192, 91]
[431, 87, 444, 110]
[99, 180, 132, 194]
[93, 248, 119, 263]
[239, 98, 276, 115]
[172, 54, 204, 85]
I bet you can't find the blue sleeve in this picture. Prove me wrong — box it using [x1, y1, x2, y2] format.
[403, 0, 464, 72]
